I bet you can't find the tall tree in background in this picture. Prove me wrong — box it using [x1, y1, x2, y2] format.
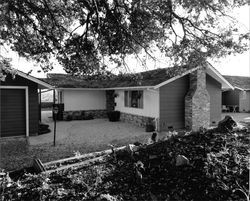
[0, 0, 249, 75]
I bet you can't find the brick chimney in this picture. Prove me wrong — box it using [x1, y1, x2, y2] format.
[185, 67, 210, 131]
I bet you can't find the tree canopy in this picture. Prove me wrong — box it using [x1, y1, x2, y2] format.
[0, 0, 249, 75]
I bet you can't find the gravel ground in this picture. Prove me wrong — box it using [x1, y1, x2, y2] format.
[0, 111, 155, 171]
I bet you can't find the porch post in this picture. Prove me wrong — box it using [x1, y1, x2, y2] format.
[39, 89, 42, 122]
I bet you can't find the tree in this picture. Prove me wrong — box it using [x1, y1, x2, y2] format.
[0, 56, 17, 81]
[0, 0, 249, 76]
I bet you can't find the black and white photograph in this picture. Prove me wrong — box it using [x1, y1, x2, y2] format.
[0, 0, 249, 200]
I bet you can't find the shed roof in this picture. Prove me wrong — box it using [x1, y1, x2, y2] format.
[223, 75, 250, 90]
[17, 70, 53, 89]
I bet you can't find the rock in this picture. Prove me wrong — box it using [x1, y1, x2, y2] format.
[217, 115, 237, 133]
[134, 161, 145, 172]
[232, 123, 247, 132]
[134, 141, 142, 146]
[175, 155, 190, 166]
[135, 168, 143, 184]
[98, 194, 118, 201]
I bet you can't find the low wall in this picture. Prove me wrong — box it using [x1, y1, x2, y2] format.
[63, 110, 107, 120]
[120, 112, 155, 127]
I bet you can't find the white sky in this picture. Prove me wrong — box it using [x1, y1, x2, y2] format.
[1, 5, 249, 78]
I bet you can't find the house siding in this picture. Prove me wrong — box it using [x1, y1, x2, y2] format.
[239, 91, 250, 112]
[159, 75, 190, 130]
[1, 75, 39, 136]
[63, 90, 106, 111]
[114, 89, 159, 118]
[206, 74, 222, 125]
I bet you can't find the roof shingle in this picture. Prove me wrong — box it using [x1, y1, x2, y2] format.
[223, 75, 250, 90]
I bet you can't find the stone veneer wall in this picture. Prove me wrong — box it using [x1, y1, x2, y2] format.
[185, 68, 210, 131]
[63, 110, 107, 120]
[120, 112, 155, 128]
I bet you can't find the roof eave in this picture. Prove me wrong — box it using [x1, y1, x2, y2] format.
[153, 66, 200, 89]
[206, 63, 234, 90]
[17, 71, 54, 89]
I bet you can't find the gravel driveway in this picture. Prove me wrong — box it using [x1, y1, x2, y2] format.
[0, 111, 152, 171]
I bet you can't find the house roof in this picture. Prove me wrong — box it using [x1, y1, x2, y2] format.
[223, 75, 250, 90]
[44, 65, 198, 89]
[43, 63, 233, 90]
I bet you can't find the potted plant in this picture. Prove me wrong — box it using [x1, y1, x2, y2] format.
[145, 118, 155, 132]
[107, 111, 120, 122]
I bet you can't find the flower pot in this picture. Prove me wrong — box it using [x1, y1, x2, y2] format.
[107, 111, 120, 122]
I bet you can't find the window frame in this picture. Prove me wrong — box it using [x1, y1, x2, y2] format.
[124, 90, 143, 109]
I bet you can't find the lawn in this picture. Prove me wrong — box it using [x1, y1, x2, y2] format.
[1, 128, 249, 201]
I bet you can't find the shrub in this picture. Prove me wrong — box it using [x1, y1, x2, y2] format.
[41, 102, 53, 109]
[65, 115, 72, 121]
[83, 113, 94, 120]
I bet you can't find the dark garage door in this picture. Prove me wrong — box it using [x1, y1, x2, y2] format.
[0, 89, 26, 137]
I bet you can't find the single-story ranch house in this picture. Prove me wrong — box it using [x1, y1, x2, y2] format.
[44, 63, 233, 131]
[0, 71, 53, 138]
[222, 75, 250, 112]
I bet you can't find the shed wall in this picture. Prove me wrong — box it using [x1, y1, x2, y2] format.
[1, 75, 39, 136]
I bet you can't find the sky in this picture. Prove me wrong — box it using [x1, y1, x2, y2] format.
[1, 5, 249, 78]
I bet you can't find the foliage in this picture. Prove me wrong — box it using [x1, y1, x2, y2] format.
[0, 56, 17, 81]
[1, 130, 249, 200]
[0, 0, 249, 75]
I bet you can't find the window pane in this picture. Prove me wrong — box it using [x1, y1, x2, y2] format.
[131, 91, 138, 108]
[124, 91, 128, 107]
[138, 91, 143, 108]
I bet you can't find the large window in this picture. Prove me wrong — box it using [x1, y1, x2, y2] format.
[124, 90, 143, 108]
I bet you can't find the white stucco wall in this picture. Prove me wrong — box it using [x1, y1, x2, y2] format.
[239, 91, 250, 112]
[114, 89, 159, 118]
[62, 90, 106, 111]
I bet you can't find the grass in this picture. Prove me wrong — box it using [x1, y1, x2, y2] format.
[0, 133, 147, 172]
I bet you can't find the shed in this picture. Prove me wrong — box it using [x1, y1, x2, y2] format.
[0, 71, 53, 138]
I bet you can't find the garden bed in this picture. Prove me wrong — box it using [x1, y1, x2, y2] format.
[1, 129, 249, 201]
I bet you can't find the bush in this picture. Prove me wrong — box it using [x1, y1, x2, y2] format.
[82, 113, 94, 120]
[65, 115, 73, 121]
[107, 111, 120, 122]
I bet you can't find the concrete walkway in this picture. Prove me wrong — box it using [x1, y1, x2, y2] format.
[29, 111, 150, 146]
